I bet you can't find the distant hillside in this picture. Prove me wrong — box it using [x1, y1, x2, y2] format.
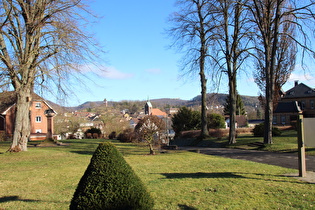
[60, 93, 260, 113]
[149, 98, 188, 107]
[181, 93, 259, 108]
[74, 101, 105, 110]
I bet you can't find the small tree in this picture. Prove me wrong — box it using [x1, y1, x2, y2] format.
[224, 94, 246, 116]
[70, 142, 154, 209]
[207, 113, 226, 129]
[135, 115, 165, 155]
[171, 107, 201, 137]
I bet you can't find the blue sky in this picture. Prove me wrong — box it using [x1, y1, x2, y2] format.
[58, 0, 315, 107]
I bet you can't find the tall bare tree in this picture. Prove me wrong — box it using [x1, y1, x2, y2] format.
[210, 0, 251, 144]
[0, 0, 102, 151]
[248, 0, 315, 144]
[254, 18, 297, 109]
[168, 0, 215, 140]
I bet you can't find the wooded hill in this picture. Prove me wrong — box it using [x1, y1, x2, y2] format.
[50, 93, 261, 117]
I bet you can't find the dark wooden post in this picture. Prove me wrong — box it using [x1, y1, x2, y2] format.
[47, 115, 53, 139]
[44, 109, 55, 141]
[297, 114, 306, 177]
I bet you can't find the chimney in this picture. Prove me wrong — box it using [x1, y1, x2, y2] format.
[295, 80, 299, 87]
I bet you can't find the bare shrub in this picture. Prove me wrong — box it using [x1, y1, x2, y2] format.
[209, 129, 229, 139]
[117, 128, 136, 143]
[178, 130, 201, 139]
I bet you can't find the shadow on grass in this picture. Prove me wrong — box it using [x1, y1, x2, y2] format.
[0, 196, 40, 203]
[178, 204, 198, 210]
[70, 150, 95, 155]
[159, 172, 305, 185]
[160, 172, 243, 179]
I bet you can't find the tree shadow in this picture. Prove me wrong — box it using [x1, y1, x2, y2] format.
[178, 204, 198, 210]
[70, 150, 95, 155]
[0, 196, 40, 203]
[160, 172, 244, 179]
[158, 171, 306, 185]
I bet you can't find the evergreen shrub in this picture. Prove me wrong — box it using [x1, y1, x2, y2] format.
[70, 142, 154, 210]
[252, 123, 282, 137]
[207, 113, 226, 129]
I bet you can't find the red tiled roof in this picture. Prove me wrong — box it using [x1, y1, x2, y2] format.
[151, 108, 167, 116]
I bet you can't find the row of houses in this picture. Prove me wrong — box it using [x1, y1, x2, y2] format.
[0, 81, 313, 141]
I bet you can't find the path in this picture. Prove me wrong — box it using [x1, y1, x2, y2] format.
[179, 146, 315, 183]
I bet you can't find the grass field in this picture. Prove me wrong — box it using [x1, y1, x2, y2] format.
[199, 129, 315, 156]
[1, 134, 315, 209]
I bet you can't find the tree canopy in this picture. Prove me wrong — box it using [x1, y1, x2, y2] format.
[0, 0, 103, 151]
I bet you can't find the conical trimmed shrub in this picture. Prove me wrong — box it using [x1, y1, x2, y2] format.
[70, 142, 154, 210]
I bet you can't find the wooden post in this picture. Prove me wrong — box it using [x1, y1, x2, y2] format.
[297, 114, 306, 177]
[47, 116, 53, 140]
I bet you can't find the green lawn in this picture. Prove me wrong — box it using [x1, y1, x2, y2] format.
[1, 138, 315, 209]
[200, 129, 315, 156]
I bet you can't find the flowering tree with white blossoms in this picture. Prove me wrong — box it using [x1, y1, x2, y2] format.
[135, 115, 165, 155]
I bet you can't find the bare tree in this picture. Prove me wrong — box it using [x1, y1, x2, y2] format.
[210, 0, 251, 144]
[135, 115, 165, 155]
[248, 0, 315, 144]
[168, 0, 215, 140]
[0, 0, 102, 151]
[254, 18, 297, 108]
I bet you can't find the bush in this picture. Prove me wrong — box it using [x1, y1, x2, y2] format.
[108, 131, 116, 139]
[207, 113, 226, 129]
[84, 127, 102, 139]
[252, 123, 282, 137]
[172, 107, 201, 137]
[117, 128, 136, 142]
[70, 142, 154, 210]
[209, 129, 229, 139]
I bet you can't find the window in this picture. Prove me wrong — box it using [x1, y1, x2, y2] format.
[281, 116, 286, 125]
[35, 102, 41, 108]
[273, 116, 277, 124]
[301, 101, 305, 110]
[311, 100, 314, 109]
[35, 116, 42, 122]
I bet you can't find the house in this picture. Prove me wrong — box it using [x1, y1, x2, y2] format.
[225, 115, 248, 128]
[273, 81, 315, 125]
[166, 108, 179, 115]
[144, 101, 167, 117]
[0, 91, 57, 141]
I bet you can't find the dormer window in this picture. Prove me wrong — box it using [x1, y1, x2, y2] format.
[35, 102, 41, 108]
[289, 91, 295, 95]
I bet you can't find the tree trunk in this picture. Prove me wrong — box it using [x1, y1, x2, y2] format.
[263, 0, 281, 145]
[200, 66, 209, 139]
[197, 2, 209, 140]
[9, 89, 32, 152]
[228, 76, 237, 144]
[149, 144, 155, 155]
[263, 47, 273, 145]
